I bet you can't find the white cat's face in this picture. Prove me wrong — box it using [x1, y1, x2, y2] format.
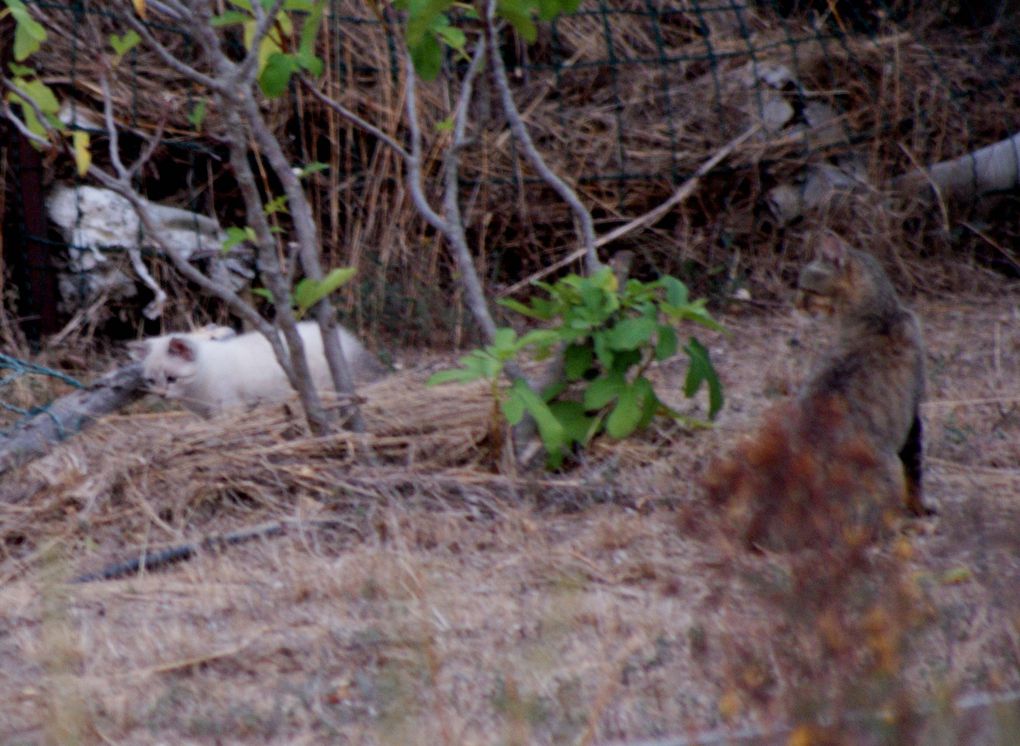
[132, 337, 201, 401]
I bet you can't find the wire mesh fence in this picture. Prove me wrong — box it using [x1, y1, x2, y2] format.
[1, 0, 1019, 410]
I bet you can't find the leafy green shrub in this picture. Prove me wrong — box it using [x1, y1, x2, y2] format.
[428, 267, 724, 467]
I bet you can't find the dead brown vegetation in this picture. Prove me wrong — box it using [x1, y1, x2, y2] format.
[1, 299, 1019, 743]
[12, 2, 1020, 346]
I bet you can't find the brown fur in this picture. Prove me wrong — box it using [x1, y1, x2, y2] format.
[706, 235, 934, 549]
[796, 234, 932, 517]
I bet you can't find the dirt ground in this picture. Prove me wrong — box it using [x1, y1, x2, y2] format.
[1, 297, 1019, 745]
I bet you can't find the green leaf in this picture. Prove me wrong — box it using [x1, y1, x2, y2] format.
[655, 324, 678, 361]
[683, 337, 724, 419]
[540, 378, 568, 402]
[663, 300, 725, 332]
[634, 376, 658, 429]
[498, 297, 557, 321]
[72, 130, 91, 176]
[211, 10, 251, 26]
[607, 316, 657, 351]
[517, 328, 559, 352]
[222, 226, 253, 252]
[661, 275, 689, 307]
[537, 0, 562, 21]
[298, 53, 324, 76]
[606, 380, 645, 439]
[428, 367, 484, 386]
[109, 30, 141, 58]
[592, 331, 614, 370]
[252, 287, 274, 302]
[511, 378, 566, 463]
[496, 0, 537, 42]
[549, 400, 597, 445]
[434, 23, 466, 51]
[8, 0, 48, 61]
[7, 96, 44, 142]
[609, 348, 642, 374]
[293, 267, 356, 313]
[259, 52, 300, 97]
[8, 63, 34, 77]
[491, 327, 517, 353]
[409, 32, 443, 80]
[296, 161, 329, 178]
[563, 343, 593, 381]
[298, 0, 325, 59]
[502, 389, 525, 424]
[187, 99, 207, 131]
[465, 350, 502, 380]
[406, 0, 454, 45]
[15, 78, 59, 113]
[263, 194, 289, 214]
[583, 371, 624, 411]
[590, 265, 617, 291]
[7, 78, 60, 141]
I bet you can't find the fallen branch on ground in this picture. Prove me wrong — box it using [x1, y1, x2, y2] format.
[73, 518, 353, 583]
[0, 363, 145, 480]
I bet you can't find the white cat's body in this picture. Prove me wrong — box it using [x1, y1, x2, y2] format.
[130, 322, 384, 417]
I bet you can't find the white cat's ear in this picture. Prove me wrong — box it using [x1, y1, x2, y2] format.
[202, 324, 236, 341]
[817, 233, 847, 267]
[126, 340, 151, 361]
[167, 336, 198, 362]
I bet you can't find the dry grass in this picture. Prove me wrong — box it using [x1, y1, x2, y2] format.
[1, 296, 1019, 743]
[17, 2, 1020, 344]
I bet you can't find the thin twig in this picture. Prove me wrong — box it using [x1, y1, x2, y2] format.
[1, 78, 56, 146]
[0, 102, 51, 147]
[484, 0, 599, 275]
[118, 1, 224, 93]
[498, 125, 759, 298]
[299, 75, 411, 160]
[239, 91, 365, 432]
[442, 39, 500, 343]
[98, 75, 168, 317]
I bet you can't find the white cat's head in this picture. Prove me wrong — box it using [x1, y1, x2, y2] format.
[129, 336, 201, 401]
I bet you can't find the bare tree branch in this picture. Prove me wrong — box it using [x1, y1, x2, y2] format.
[483, 0, 600, 275]
[98, 74, 168, 318]
[0, 364, 145, 479]
[221, 109, 332, 433]
[402, 50, 504, 345]
[497, 125, 760, 298]
[118, 1, 225, 92]
[300, 76, 411, 161]
[2, 78, 56, 147]
[237, 91, 366, 432]
[441, 41, 502, 344]
[0, 101, 51, 147]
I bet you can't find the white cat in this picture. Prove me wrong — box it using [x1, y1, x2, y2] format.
[129, 321, 385, 417]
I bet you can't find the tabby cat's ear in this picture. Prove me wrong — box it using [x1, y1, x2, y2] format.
[167, 337, 198, 362]
[817, 233, 848, 268]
